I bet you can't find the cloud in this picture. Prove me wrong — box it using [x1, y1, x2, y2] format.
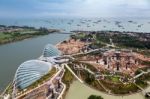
[0, 0, 150, 18]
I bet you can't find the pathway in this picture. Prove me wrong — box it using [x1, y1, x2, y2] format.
[65, 64, 84, 83]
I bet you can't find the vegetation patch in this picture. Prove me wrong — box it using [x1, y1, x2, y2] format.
[88, 95, 103, 99]
[0, 25, 59, 45]
[62, 67, 74, 90]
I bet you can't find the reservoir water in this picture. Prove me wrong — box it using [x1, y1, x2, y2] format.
[65, 81, 150, 99]
[0, 33, 70, 92]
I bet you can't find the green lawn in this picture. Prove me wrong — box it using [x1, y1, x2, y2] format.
[0, 33, 12, 39]
[62, 67, 74, 90]
[19, 29, 38, 34]
[111, 76, 120, 83]
[63, 69, 74, 83]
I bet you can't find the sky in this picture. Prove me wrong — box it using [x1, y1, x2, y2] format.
[0, 0, 150, 18]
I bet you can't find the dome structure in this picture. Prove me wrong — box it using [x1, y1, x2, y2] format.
[43, 44, 61, 57]
[14, 60, 52, 89]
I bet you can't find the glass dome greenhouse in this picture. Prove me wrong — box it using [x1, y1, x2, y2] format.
[43, 44, 61, 57]
[14, 60, 52, 89]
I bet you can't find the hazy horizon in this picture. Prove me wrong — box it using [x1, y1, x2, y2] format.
[0, 0, 150, 18]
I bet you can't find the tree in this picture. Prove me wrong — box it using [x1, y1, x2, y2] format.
[88, 95, 103, 99]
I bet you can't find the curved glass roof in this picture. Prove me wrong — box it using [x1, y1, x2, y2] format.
[14, 60, 52, 89]
[43, 44, 61, 57]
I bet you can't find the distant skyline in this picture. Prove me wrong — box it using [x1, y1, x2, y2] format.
[0, 0, 150, 18]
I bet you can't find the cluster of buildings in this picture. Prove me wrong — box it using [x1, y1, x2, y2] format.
[98, 50, 140, 75]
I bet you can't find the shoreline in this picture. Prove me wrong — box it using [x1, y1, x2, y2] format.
[65, 80, 149, 99]
[84, 81, 147, 97]
[0, 32, 70, 95]
[0, 31, 60, 46]
[63, 78, 149, 98]
[71, 30, 150, 34]
[0, 24, 61, 46]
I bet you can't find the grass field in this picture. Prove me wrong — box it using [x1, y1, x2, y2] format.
[0, 33, 12, 39]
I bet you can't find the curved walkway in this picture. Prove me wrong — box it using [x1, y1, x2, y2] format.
[57, 69, 66, 99]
